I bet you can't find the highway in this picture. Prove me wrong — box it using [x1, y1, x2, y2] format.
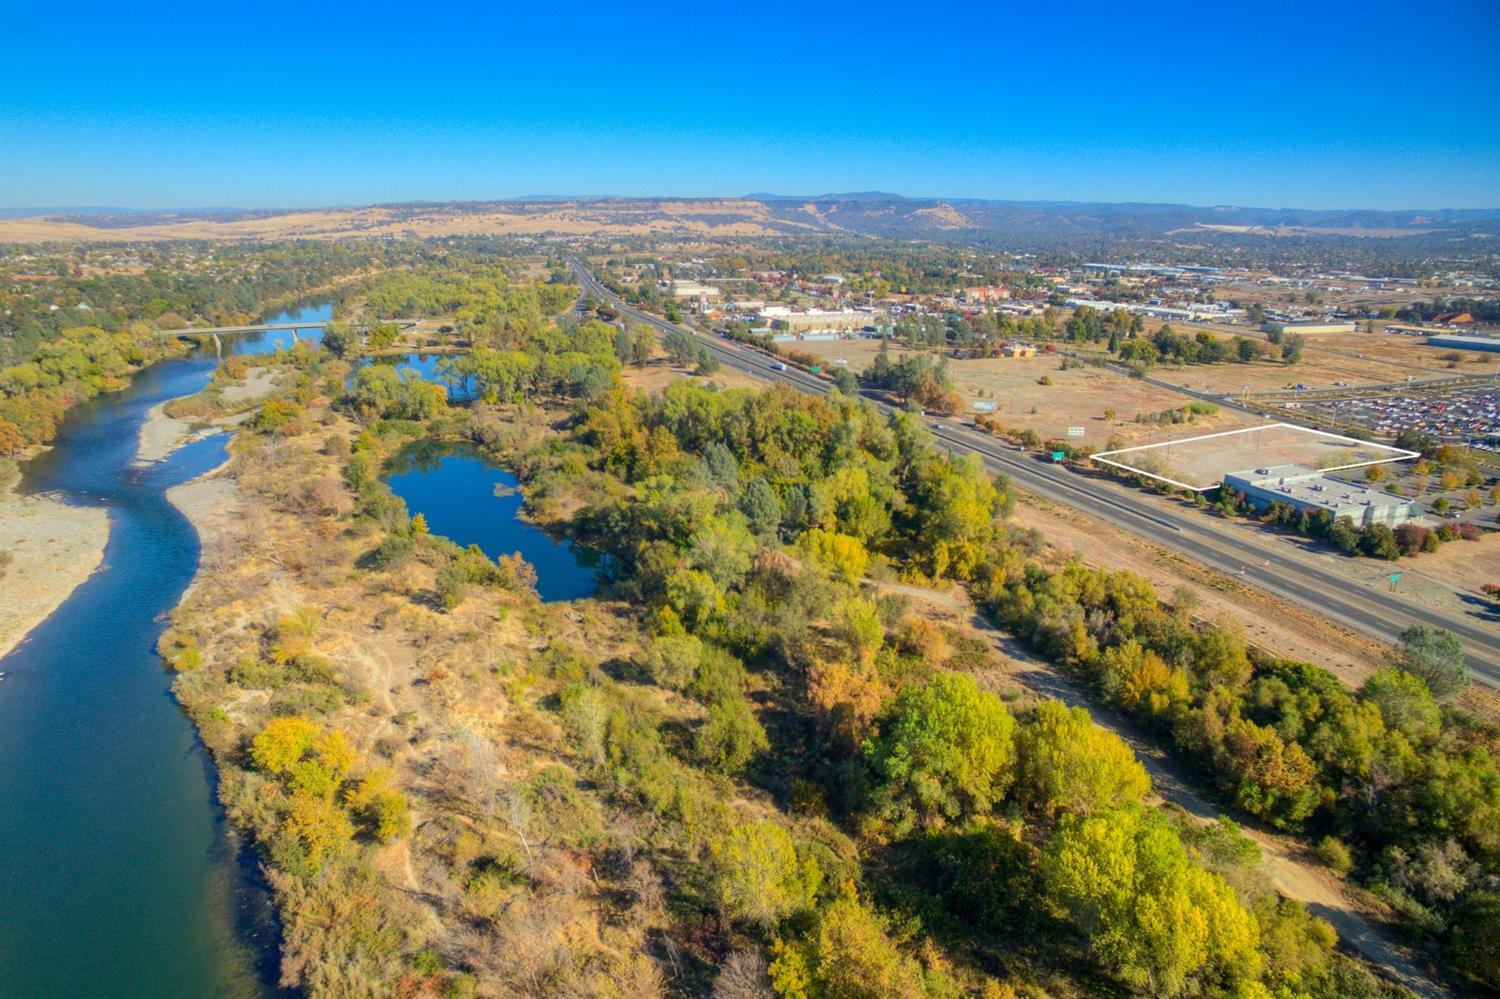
[569, 259, 1500, 688]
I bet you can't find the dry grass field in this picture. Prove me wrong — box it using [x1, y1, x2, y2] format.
[0, 200, 824, 242]
[1118, 324, 1497, 397]
[792, 337, 1258, 446]
[619, 355, 763, 394]
[1094, 423, 1414, 489]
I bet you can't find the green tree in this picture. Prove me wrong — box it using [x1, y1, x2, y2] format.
[740, 478, 783, 537]
[1016, 700, 1150, 815]
[687, 514, 756, 588]
[1396, 625, 1469, 701]
[1448, 891, 1500, 989]
[867, 673, 1016, 834]
[696, 697, 769, 774]
[631, 326, 655, 366]
[1280, 333, 1306, 364]
[1360, 667, 1441, 742]
[1041, 808, 1262, 996]
[769, 887, 929, 999]
[641, 633, 704, 691]
[664, 329, 701, 366]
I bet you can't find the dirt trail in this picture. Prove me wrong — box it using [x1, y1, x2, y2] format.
[873, 580, 1452, 999]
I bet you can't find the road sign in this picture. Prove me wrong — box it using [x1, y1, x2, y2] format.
[1067, 426, 1085, 437]
[1051, 450, 1066, 462]
[972, 401, 997, 412]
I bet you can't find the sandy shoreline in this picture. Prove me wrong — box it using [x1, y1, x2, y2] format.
[0, 488, 110, 661]
[166, 460, 244, 598]
[135, 367, 277, 466]
[135, 401, 224, 465]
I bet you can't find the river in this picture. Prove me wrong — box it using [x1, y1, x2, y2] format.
[0, 302, 329, 997]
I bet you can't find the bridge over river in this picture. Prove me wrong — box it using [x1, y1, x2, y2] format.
[155, 318, 419, 354]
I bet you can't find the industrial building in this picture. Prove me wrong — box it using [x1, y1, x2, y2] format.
[1263, 320, 1358, 335]
[759, 307, 872, 332]
[1222, 465, 1421, 527]
[1426, 334, 1500, 354]
[668, 280, 720, 299]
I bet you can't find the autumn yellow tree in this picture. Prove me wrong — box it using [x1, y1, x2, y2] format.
[1015, 700, 1150, 816]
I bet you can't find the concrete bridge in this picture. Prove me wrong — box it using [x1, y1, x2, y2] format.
[157, 318, 418, 355]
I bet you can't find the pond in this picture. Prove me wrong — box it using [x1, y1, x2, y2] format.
[348, 352, 468, 401]
[383, 441, 606, 602]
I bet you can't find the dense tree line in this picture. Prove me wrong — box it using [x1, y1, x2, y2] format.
[981, 558, 1497, 984]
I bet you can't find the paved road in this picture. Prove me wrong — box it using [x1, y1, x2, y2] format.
[570, 260, 1500, 688]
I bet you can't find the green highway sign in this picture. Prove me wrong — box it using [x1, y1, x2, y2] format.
[1051, 451, 1066, 462]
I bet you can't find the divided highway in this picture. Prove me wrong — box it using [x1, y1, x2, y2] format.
[569, 260, 1500, 688]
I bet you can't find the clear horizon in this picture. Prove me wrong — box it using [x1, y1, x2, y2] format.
[6, 192, 1500, 214]
[3, 0, 1498, 210]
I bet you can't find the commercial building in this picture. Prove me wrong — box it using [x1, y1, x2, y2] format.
[1426, 334, 1500, 354]
[1222, 464, 1420, 528]
[668, 280, 720, 299]
[1262, 320, 1357, 335]
[761, 307, 871, 332]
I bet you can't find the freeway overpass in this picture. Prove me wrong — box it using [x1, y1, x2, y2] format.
[570, 258, 1500, 689]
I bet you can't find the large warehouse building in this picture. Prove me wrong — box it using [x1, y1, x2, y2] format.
[1223, 465, 1421, 527]
[1262, 320, 1358, 335]
[1426, 334, 1500, 354]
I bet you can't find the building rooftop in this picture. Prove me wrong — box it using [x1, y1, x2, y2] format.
[1225, 464, 1411, 510]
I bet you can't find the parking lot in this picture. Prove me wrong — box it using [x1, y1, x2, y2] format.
[1294, 384, 1499, 444]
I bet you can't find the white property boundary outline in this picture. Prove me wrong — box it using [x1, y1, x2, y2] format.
[1090, 422, 1421, 492]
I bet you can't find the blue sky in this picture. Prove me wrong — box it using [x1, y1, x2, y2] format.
[3, 0, 1498, 210]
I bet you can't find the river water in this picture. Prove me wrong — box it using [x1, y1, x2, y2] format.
[0, 303, 329, 997]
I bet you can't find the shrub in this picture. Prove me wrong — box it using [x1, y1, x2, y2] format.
[1315, 836, 1354, 876]
[1394, 523, 1430, 556]
[709, 821, 821, 930]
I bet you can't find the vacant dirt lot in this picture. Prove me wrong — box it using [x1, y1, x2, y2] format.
[792, 337, 1256, 446]
[1097, 424, 1411, 489]
[619, 354, 762, 394]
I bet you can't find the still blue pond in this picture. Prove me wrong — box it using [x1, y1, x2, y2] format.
[348, 352, 467, 400]
[383, 442, 605, 602]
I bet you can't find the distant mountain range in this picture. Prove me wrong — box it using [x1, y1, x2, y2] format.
[1, 195, 1497, 249]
